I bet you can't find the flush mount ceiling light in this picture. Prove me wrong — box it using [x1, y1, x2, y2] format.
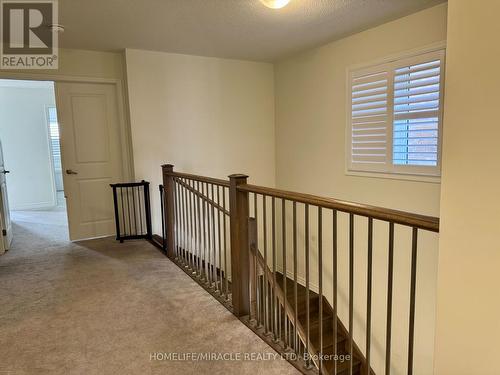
[260, 0, 291, 9]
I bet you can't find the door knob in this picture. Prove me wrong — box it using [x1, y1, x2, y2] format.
[1, 170, 9, 174]
[66, 169, 78, 175]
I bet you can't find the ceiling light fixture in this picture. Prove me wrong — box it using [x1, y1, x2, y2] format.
[260, 0, 291, 9]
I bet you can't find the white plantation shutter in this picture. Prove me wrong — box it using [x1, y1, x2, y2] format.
[47, 107, 62, 171]
[347, 49, 445, 177]
[351, 71, 389, 166]
[393, 55, 443, 167]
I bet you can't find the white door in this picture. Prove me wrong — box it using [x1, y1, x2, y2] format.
[56, 82, 124, 240]
[0, 140, 13, 253]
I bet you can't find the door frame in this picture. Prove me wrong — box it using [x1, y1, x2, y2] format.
[0, 71, 134, 185]
[0, 72, 134, 240]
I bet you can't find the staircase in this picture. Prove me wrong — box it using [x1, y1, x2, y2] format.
[148, 165, 440, 375]
[251, 239, 366, 374]
[276, 274, 365, 375]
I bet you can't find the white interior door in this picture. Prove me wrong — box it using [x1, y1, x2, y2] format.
[56, 82, 124, 241]
[0, 140, 13, 253]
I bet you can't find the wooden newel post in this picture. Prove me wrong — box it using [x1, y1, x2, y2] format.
[229, 174, 250, 317]
[162, 164, 175, 258]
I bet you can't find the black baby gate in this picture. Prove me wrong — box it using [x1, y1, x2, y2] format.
[110, 181, 152, 242]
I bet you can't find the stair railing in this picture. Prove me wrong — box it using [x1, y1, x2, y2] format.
[160, 164, 440, 375]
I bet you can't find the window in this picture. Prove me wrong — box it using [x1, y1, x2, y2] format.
[47, 106, 61, 171]
[347, 49, 445, 178]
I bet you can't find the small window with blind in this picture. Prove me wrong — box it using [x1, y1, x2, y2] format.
[347, 48, 445, 179]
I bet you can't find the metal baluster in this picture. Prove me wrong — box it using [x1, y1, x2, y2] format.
[174, 180, 179, 259]
[196, 181, 203, 280]
[305, 203, 311, 369]
[217, 185, 222, 294]
[223, 187, 229, 300]
[318, 207, 323, 374]
[177, 180, 182, 260]
[196, 181, 202, 276]
[182, 179, 189, 268]
[211, 184, 217, 291]
[178, 180, 183, 263]
[366, 218, 373, 375]
[408, 228, 418, 375]
[189, 180, 194, 270]
[263, 195, 269, 334]
[205, 183, 212, 285]
[202, 182, 208, 281]
[272, 196, 277, 341]
[293, 201, 298, 353]
[386, 222, 395, 375]
[282, 198, 288, 348]
[187, 180, 192, 270]
[192, 182, 197, 274]
[193, 181, 197, 272]
[349, 213, 354, 375]
[190, 180, 195, 273]
[177, 180, 182, 261]
[185, 180, 191, 268]
[172, 181, 177, 258]
[332, 210, 338, 375]
[254, 193, 260, 325]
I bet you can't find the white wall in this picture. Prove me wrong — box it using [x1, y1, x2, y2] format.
[434, 1, 500, 374]
[0, 83, 57, 210]
[125, 49, 276, 234]
[273, 4, 447, 375]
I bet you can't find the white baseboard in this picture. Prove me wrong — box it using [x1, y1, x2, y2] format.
[11, 200, 56, 211]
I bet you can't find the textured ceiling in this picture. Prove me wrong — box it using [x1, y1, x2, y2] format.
[58, 0, 446, 62]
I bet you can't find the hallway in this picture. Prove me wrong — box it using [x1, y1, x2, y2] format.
[0, 221, 298, 374]
[10, 191, 69, 248]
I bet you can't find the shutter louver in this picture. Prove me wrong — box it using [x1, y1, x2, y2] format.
[351, 71, 388, 165]
[47, 107, 62, 171]
[393, 59, 441, 166]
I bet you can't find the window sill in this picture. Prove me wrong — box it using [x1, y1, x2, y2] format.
[346, 169, 441, 184]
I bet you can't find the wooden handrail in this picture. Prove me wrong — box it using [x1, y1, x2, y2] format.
[238, 184, 439, 233]
[164, 170, 230, 187]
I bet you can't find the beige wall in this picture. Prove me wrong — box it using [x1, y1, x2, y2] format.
[434, 1, 500, 374]
[125, 49, 276, 234]
[274, 4, 447, 375]
[0, 48, 125, 80]
[274, 3, 446, 213]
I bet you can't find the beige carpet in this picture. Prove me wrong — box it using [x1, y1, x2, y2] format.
[0, 215, 299, 374]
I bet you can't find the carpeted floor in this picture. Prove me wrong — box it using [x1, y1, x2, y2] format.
[0, 211, 299, 374]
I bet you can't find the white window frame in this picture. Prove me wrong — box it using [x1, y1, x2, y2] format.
[346, 43, 446, 182]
